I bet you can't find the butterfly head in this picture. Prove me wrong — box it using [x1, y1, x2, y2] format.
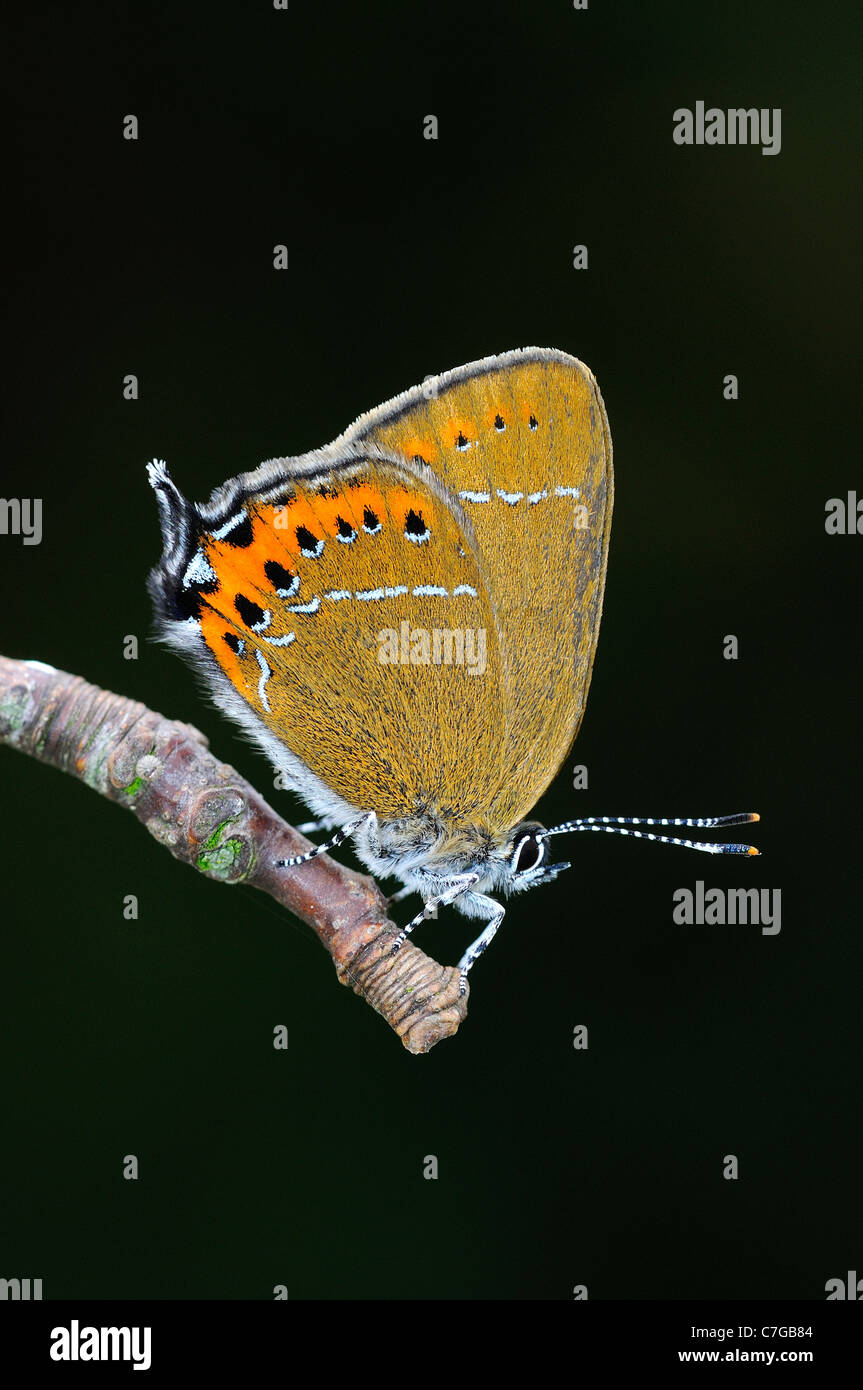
[411, 819, 571, 902]
[494, 821, 572, 897]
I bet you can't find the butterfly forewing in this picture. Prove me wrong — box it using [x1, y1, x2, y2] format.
[345, 348, 613, 829]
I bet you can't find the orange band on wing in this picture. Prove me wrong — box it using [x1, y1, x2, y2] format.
[483, 404, 512, 430]
[401, 434, 439, 464]
[440, 416, 477, 449]
[199, 604, 250, 695]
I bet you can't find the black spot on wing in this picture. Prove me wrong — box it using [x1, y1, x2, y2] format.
[221, 514, 254, 548]
[404, 508, 429, 540]
[264, 559, 297, 592]
[235, 593, 265, 628]
[296, 524, 323, 556]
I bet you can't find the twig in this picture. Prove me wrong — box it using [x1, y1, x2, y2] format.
[0, 656, 468, 1052]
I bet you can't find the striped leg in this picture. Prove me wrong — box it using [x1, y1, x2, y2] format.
[277, 813, 373, 868]
[390, 874, 479, 955]
[457, 898, 505, 995]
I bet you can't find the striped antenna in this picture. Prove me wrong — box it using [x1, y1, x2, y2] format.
[541, 813, 760, 857]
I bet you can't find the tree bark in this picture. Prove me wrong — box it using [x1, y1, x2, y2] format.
[0, 655, 467, 1052]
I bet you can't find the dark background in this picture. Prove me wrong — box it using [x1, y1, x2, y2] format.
[2, 1, 860, 1300]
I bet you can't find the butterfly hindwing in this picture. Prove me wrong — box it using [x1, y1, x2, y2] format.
[151, 451, 508, 825]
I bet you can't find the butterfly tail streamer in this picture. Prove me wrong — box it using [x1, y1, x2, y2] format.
[0, 655, 467, 1054]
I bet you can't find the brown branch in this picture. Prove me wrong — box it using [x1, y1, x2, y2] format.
[0, 655, 467, 1052]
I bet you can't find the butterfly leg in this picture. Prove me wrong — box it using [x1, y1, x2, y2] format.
[386, 884, 415, 905]
[295, 819, 326, 834]
[457, 897, 506, 995]
[277, 812, 374, 868]
[390, 874, 479, 955]
[362, 811, 383, 859]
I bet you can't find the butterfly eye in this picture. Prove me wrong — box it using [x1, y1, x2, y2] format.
[511, 828, 545, 875]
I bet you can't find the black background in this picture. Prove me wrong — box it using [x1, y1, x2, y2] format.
[2, 1, 861, 1300]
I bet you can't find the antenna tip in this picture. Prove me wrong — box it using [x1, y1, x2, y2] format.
[749, 812, 761, 823]
[747, 846, 760, 856]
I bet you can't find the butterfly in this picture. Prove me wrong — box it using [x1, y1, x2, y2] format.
[148, 348, 758, 993]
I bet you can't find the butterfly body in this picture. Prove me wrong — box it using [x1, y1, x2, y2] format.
[149, 347, 613, 978]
